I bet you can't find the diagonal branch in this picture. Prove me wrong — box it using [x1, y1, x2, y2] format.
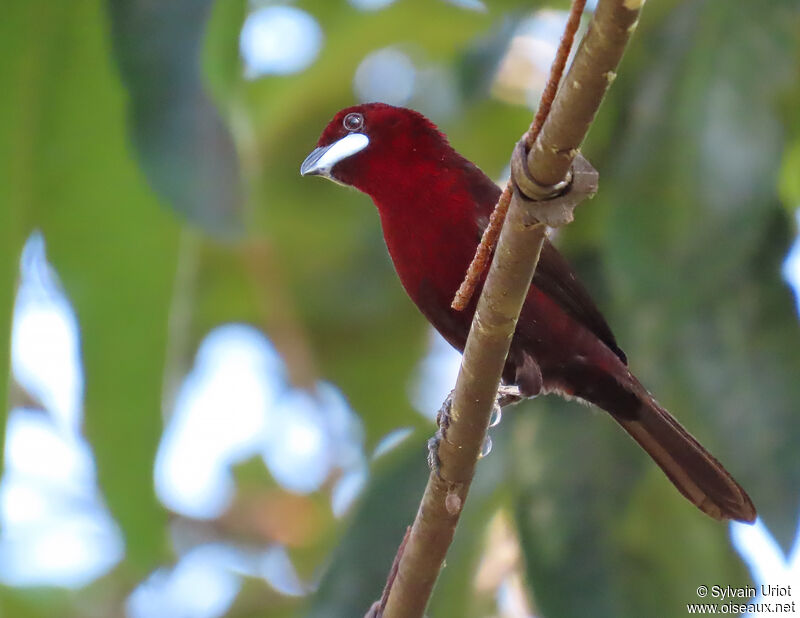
[528, 0, 643, 187]
[451, 0, 586, 311]
[378, 1, 644, 617]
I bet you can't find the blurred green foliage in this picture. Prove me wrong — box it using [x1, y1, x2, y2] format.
[1, 0, 799, 616]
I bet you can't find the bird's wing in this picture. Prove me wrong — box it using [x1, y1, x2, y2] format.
[533, 240, 628, 364]
[467, 171, 626, 364]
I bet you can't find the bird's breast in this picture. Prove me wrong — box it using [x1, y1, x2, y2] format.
[379, 209, 478, 306]
[376, 204, 481, 353]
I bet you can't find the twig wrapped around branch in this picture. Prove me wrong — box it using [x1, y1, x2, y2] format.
[451, 0, 587, 311]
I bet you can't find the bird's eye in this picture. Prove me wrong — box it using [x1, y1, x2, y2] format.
[343, 112, 364, 132]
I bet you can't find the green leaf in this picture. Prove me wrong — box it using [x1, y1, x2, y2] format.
[107, 0, 243, 235]
[202, 0, 247, 112]
[1, 0, 182, 576]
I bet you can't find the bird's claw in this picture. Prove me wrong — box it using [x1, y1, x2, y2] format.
[435, 390, 454, 430]
[427, 431, 443, 476]
[496, 384, 524, 408]
[428, 391, 455, 476]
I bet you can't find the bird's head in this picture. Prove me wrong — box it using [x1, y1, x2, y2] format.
[300, 103, 454, 200]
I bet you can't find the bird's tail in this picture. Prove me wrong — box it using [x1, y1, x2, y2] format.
[616, 394, 756, 522]
[568, 366, 756, 522]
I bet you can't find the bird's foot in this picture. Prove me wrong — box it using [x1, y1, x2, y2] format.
[435, 390, 454, 430]
[428, 386, 525, 474]
[487, 385, 524, 432]
[427, 431, 443, 476]
[496, 384, 524, 408]
[428, 391, 455, 476]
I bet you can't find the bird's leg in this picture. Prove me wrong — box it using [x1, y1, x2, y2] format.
[427, 385, 527, 475]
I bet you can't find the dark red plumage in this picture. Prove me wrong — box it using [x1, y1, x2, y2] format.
[302, 103, 755, 523]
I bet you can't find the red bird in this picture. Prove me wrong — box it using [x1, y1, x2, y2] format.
[301, 103, 756, 523]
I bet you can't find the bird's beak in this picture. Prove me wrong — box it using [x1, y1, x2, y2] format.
[300, 133, 369, 179]
[300, 146, 330, 177]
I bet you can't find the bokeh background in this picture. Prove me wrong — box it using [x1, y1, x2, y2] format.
[1, 0, 799, 616]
